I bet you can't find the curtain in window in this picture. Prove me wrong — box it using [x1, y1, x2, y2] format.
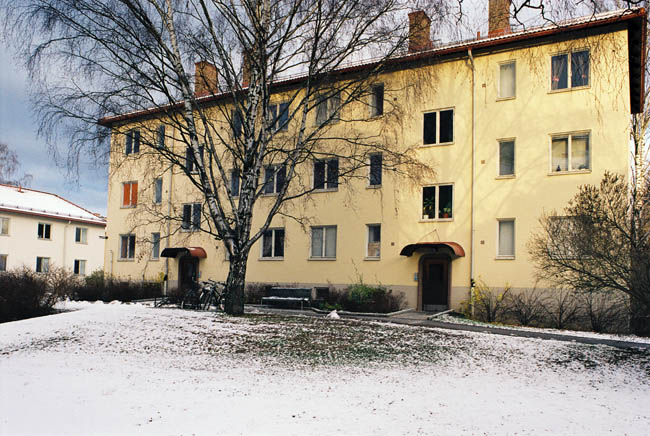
[551, 54, 568, 90]
[263, 166, 275, 194]
[230, 169, 240, 196]
[571, 51, 589, 87]
[571, 135, 589, 170]
[370, 154, 382, 185]
[552, 138, 568, 171]
[274, 229, 285, 257]
[262, 231, 273, 257]
[325, 227, 337, 257]
[311, 227, 323, 257]
[314, 161, 325, 189]
[499, 63, 516, 98]
[326, 159, 338, 188]
[498, 221, 515, 256]
[499, 141, 515, 175]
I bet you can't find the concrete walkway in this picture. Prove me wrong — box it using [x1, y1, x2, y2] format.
[246, 305, 650, 351]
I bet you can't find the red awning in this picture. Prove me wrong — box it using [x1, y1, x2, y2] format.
[400, 242, 465, 258]
[160, 246, 207, 258]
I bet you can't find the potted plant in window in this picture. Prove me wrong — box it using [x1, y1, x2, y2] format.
[423, 197, 435, 219]
[442, 205, 452, 219]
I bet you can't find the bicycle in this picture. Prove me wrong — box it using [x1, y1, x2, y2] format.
[180, 282, 202, 310]
[199, 279, 227, 311]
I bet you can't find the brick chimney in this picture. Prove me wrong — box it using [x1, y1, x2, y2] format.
[242, 50, 251, 88]
[408, 11, 432, 53]
[194, 61, 219, 97]
[488, 0, 511, 37]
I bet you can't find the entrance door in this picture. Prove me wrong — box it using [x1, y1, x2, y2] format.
[178, 255, 198, 290]
[420, 258, 449, 311]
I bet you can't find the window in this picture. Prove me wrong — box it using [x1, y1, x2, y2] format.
[37, 223, 51, 240]
[0, 254, 6, 272]
[125, 129, 140, 155]
[261, 228, 285, 259]
[120, 234, 136, 259]
[73, 259, 86, 275]
[551, 50, 589, 90]
[75, 227, 88, 244]
[36, 257, 50, 273]
[232, 109, 243, 137]
[315, 93, 340, 125]
[498, 140, 515, 176]
[311, 226, 337, 259]
[154, 178, 163, 204]
[369, 153, 382, 186]
[151, 233, 160, 259]
[230, 169, 241, 196]
[268, 102, 289, 131]
[498, 61, 516, 99]
[370, 84, 384, 117]
[422, 184, 453, 220]
[367, 224, 381, 258]
[182, 203, 201, 231]
[157, 125, 165, 149]
[423, 109, 454, 145]
[498, 219, 515, 258]
[185, 146, 204, 173]
[122, 182, 138, 207]
[262, 165, 286, 194]
[0, 217, 9, 235]
[314, 158, 338, 190]
[551, 133, 590, 172]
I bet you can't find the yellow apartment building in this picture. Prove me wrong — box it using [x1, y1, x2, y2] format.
[99, 5, 646, 311]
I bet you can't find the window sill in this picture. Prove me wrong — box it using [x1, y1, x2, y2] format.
[366, 184, 381, 190]
[37, 238, 52, 241]
[420, 141, 454, 148]
[364, 257, 381, 261]
[495, 255, 515, 260]
[120, 205, 137, 209]
[261, 193, 279, 197]
[496, 96, 516, 102]
[495, 175, 515, 180]
[259, 257, 284, 261]
[548, 85, 590, 94]
[117, 258, 135, 262]
[419, 218, 453, 223]
[180, 228, 200, 233]
[308, 257, 337, 261]
[548, 169, 591, 176]
[75, 242, 88, 245]
[313, 188, 338, 193]
[150, 258, 160, 261]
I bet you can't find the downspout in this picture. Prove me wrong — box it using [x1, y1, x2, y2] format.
[164, 128, 174, 296]
[468, 48, 476, 318]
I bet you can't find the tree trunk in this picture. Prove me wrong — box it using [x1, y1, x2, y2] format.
[224, 253, 248, 315]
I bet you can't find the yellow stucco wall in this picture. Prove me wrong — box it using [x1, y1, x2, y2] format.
[103, 28, 632, 310]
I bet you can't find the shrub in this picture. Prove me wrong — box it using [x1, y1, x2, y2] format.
[460, 281, 510, 323]
[578, 290, 628, 333]
[244, 282, 270, 304]
[71, 270, 162, 302]
[506, 288, 547, 326]
[0, 267, 69, 322]
[319, 283, 403, 313]
[543, 288, 581, 330]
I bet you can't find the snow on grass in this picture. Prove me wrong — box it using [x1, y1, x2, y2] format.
[1, 303, 649, 435]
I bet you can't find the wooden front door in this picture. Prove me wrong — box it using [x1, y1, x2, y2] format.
[420, 257, 449, 311]
[178, 255, 198, 290]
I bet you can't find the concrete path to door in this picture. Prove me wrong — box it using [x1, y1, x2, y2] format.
[245, 305, 650, 351]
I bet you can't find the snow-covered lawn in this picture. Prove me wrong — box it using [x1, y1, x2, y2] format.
[1, 302, 649, 436]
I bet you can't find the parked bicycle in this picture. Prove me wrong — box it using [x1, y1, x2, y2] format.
[198, 279, 227, 311]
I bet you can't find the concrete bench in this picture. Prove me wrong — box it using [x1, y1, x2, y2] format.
[261, 287, 312, 310]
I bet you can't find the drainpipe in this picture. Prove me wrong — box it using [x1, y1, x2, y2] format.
[164, 128, 174, 295]
[468, 48, 476, 318]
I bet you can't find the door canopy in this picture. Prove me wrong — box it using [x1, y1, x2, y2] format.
[160, 247, 207, 258]
[400, 242, 465, 259]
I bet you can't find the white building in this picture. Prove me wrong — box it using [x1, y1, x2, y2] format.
[0, 184, 106, 275]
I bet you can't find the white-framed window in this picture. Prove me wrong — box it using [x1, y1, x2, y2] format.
[75, 227, 88, 244]
[311, 226, 337, 259]
[423, 108, 454, 145]
[36, 256, 50, 273]
[37, 223, 52, 240]
[119, 234, 136, 259]
[315, 93, 341, 125]
[73, 259, 86, 275]
[370, 84, 384, 117]
[125, 129, 140, 155]
[154, 178, 163, 204]
[498, 139, 515, 176]
[182, 203, 201, 231]
[369, 153, 382, 186]
[422, 184, 453, 220]
[185, 146, 204, 173]
[230, 169, 240, 197]
[261, 228, 285, 259]
[157, 124, 166, 149]
[0, 217, 9, 236]
[262, 165, 286, 195]
[268, 102, 289, 131]
[122, 181, 138, 207]
[314, 158, 339, 190]
[151, 232, 160, 259]
[497, 219, 515, 258]
[551, 49, 589, 90]
[550, 132, 590, 173]
[498, 61, 516, 99]
[366, 224, 381, 259]
[0, 254, 7, 271]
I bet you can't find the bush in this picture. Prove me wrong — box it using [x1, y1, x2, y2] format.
[578, 290, 628, 333]
[0, 267, 71, 322]
[244, 282, 271, 304]
[506, 287, 546, 326]
[71, 270, 162, 302]
[319, 283, 403, 313]
[543, 288, 581, 330]
[460, 281, 510, 323]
